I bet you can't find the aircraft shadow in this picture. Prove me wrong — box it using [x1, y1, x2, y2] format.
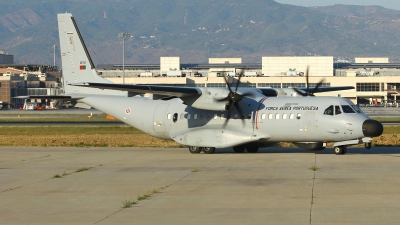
[215, 147, 400, 155]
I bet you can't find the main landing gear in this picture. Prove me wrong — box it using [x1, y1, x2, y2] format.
[188, 145, 260, 154]
[334, 146, 347, 155]
[188, 146, 216, 154]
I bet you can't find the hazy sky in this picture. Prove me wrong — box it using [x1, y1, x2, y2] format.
[274, 0, 400, 10]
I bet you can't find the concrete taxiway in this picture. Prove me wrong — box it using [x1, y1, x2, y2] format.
[1, 146, 400, 225]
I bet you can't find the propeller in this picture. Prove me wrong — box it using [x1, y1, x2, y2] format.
[216, 69, 253, 128]
[293, 66, 326, 96]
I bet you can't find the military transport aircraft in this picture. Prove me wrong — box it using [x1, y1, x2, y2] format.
[21, 13, 384, 155]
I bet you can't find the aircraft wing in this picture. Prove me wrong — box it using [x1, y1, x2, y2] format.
[71, 82, 202, 97]
[298, 86, 354, 93]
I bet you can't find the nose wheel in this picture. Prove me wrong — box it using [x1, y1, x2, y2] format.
[334, 146, 347, 155]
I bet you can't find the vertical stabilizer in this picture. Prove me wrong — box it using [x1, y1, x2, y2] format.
[58, 13, 123, 96]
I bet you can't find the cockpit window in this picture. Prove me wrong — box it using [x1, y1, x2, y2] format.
[342, 105, 356, 113]
[335, 105, 342, 115]
[324, 105, 334, 116]
[351, 105, 363, 113]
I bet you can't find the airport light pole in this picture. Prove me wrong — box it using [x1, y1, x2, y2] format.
[52, 45, 57, 67]
[119, 32, 132, 84]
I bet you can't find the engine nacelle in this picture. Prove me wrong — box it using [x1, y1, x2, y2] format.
[293, 142, 326, 151]
[181, 88, 230, 111]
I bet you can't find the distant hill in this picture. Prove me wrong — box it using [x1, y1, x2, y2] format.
[1, 0, 400, 65]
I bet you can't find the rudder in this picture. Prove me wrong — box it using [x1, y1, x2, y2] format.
[57, 13, 123, 96]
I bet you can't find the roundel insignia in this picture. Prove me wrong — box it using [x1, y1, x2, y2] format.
[125, 108, 131, 114]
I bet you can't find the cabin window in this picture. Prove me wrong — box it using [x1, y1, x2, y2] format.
[200, 114, 205, 120]
[173, 113, 178, 123]
[206, 114, 211, 119]
[283, 113, 287, 119]
[297, 113, 301, 119]
[214, 114, 218, 119]
[290, 113, 294, 119]
[323, 105, 334, 116]
[234, 114, 238, 119]
[247, 113, 252, 119]
[167, 114, 171, 120]
[268, 113, 273, 119]
[342, 105, 356, 113]
[180, 113, 185, 120]
[275, 114, 280, 119]
[261, 113, 266, 120]
[194, 114, 198, 119]
[335, 106, 342, 115]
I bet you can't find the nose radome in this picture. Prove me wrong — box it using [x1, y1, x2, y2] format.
[362, 119, 383, 137]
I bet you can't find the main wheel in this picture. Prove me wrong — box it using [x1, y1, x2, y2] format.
[233, 146, 246, 153]
[334, 146, 344, 155]
[202, 147, 216, 154]
[246, 146, 259, 153]
[188, 146, 202, 154]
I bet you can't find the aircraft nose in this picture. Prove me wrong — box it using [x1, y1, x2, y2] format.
[362, 119, 383, 137]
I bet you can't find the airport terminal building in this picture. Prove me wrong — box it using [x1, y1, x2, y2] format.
[1, 56, 400, 107]
[97, 56, 400, 105]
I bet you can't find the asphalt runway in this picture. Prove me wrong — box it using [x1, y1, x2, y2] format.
[1, 146, 400, 225]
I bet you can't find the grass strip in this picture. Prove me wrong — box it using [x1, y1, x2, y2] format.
[0, 126, 398, 147]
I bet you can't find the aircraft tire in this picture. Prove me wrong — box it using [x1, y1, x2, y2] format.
[365, 142, 372, 149]
[334, 146, 344, 155]
[188, 146, 202, 154]
[202, 147, 216, 154]
[233, 146, 246, 153]
[246, 146, 259, 153]
[342, 146, 347, 155]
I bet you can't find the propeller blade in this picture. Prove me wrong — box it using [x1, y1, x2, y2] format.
[234, 102, 246, 127]
[215, 96, 230, 102]
[241, 92, 255, 98]
[311, 78, 326, 95]
[293, 88, 307, 96]
[305, 66, 310, 94]
[223, 74, 233, 93]
[235, 68, 244, 92]
[222, 102, 234, 129]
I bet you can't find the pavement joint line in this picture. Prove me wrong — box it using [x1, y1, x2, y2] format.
[93, 209, 124, 225]
[310, 153, 317, 225]
[93, 153, 230, 224]
[1, 178, 53, 193]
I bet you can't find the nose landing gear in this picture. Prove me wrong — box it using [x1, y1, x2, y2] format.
[365, 142, 372, 149]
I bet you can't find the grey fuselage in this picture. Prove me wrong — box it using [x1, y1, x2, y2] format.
[81, 93, 370, 148]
